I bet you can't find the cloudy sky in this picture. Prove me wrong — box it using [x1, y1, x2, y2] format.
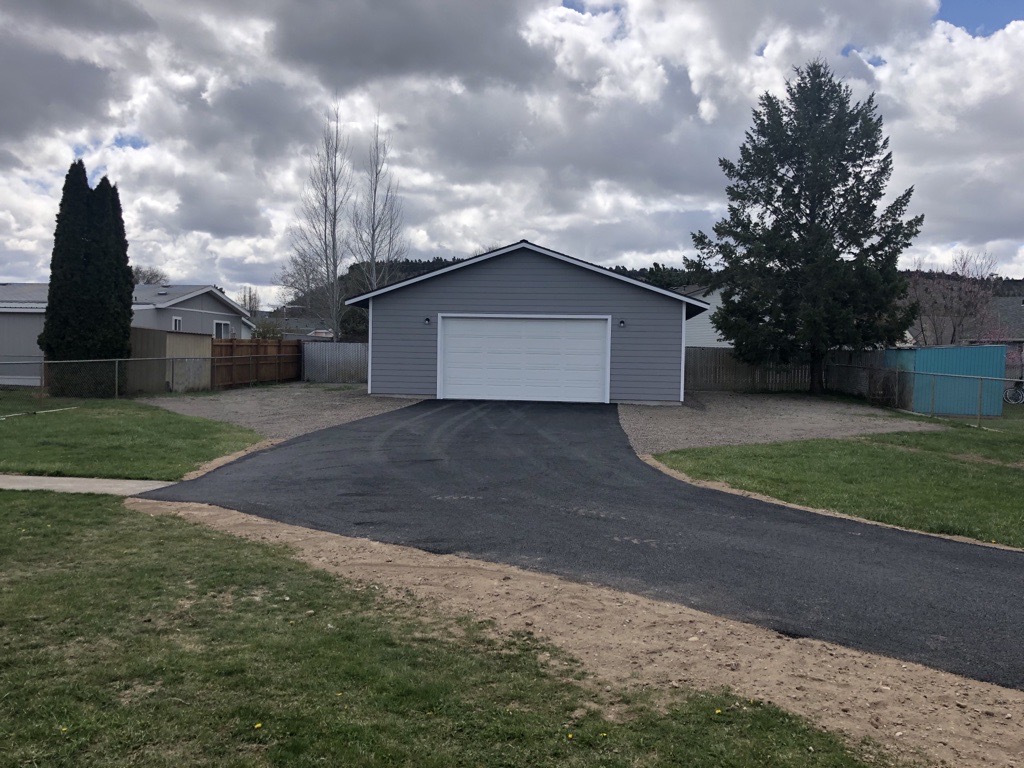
[1, 0, 1022, 304]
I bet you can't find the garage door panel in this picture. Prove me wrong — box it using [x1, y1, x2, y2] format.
[440, 317, 608, 403]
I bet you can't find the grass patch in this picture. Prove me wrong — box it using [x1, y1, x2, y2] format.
[0, 392, 258, 480]
[657, 418, 1024, 548]
[0, 491, 905, 767]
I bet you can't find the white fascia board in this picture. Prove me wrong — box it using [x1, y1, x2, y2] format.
[345, 241, 712, 311]
[679, 306, 686, 402]
[0, 305, 45, 312]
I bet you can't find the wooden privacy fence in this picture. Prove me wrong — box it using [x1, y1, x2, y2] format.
[212, 339, 301, 389]
[685, 347, 809, 392]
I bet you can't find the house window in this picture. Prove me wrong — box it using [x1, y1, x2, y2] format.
[214, 321, 232, 339]
[172, 316, 182, 332]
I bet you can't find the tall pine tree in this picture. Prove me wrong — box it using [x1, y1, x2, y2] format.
[689, 60, 922, 393]
[39, 161, 133, 362]
[39, 160, 91, 360]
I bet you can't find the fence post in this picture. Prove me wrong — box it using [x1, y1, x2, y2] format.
[114, 360, 119, 399]
[930, 375, 936, 417]
[249, 354, 254, 387]
[171, 357, 176, 392]
[977, 378, 983, 428]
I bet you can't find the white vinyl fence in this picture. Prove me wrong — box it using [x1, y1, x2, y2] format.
[302, 342, 368, 383]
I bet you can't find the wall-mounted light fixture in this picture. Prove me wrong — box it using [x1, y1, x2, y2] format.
[618, 319, 626, 328]
[424, 317, 431, 325]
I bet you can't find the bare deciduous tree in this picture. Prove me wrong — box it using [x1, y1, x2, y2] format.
[909, 250, 997, 345]
[132, 265, 169, 285]
[235, 286, 261, 315]
[278, 106, 354, 341]
[348, 118, 407, 293]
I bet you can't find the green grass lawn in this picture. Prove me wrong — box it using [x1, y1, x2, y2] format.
[657, 408, 1024, 548]
[0, 391, 259, 480]
[0, 491, 908, 768]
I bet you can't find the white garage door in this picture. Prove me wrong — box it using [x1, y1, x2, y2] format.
[439, 316, 609, 403]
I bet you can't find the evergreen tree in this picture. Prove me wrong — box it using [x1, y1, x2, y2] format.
[39, 160, 91, 360]
[39, 161, 133, 363]
[88, 177, 133, 359]
[689, 60, 922, 393]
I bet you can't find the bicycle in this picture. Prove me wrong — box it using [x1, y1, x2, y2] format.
[1004, 380, 1024, 405]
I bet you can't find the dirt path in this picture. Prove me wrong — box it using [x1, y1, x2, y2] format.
[127, 498, 1024, 768]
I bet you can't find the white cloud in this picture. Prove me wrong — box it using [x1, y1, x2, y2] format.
[0, 0, 1022, 297]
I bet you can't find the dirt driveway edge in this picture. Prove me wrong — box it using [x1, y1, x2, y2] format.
[126, 497, 1024, 768]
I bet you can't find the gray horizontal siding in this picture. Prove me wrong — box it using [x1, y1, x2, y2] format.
[132, 293, 251, 339]
[370, 248, 684, 402]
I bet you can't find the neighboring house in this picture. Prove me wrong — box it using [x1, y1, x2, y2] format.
[261, 312, 335, 341]
[962, 294, 1024, 378]
[130, 284, 254, 339]
[0, 282, 252, 379]
[345, 240, 710, 404]
[676, 285, 731, 348]
[963, 296, 1024, 343]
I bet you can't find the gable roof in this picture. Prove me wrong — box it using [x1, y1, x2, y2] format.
[132, 284, 251, 320]
[345, 240, 710, 316]
[0, 282, 251, 325]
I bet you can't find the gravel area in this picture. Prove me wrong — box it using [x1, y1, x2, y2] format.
[144, 385, 940, 452]
[618, 391, 943, 455]
[140, 383, 420, 440]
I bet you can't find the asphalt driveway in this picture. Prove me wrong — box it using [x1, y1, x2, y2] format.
[143, 400, 1024, 690]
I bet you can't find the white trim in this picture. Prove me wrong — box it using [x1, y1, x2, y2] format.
[0, 375, 41, 387]
[680, 306, 686, 402]
[367, 298, 373, 395]
[435, 313, 611, 404]
[0, 305, 45, 312]
[171, 316, 183, 332]
[439, 313, 612, 320]
[435, 312, 443, 399]
[606, 317, 613, 403]
[345, 241, 711, 311]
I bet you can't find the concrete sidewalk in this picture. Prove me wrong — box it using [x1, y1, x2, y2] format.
[0, 475, 175, 496]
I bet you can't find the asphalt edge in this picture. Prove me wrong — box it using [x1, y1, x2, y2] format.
[638, 453, 1024, 555]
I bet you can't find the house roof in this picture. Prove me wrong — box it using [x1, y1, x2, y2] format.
[0, 282, 252, 327]
[0, 282, 48, 307]
[345, 240, 711, 316]
[675, 284, 717, 298]
[3, 280, 249, 313]
[963, 296, 1024, 342]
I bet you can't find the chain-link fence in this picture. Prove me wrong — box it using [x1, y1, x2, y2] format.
[1, 353, 300, 418]
[827, 363, 1019, 424]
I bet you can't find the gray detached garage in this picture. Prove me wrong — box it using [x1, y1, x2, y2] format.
[345, 241, 709, 404]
